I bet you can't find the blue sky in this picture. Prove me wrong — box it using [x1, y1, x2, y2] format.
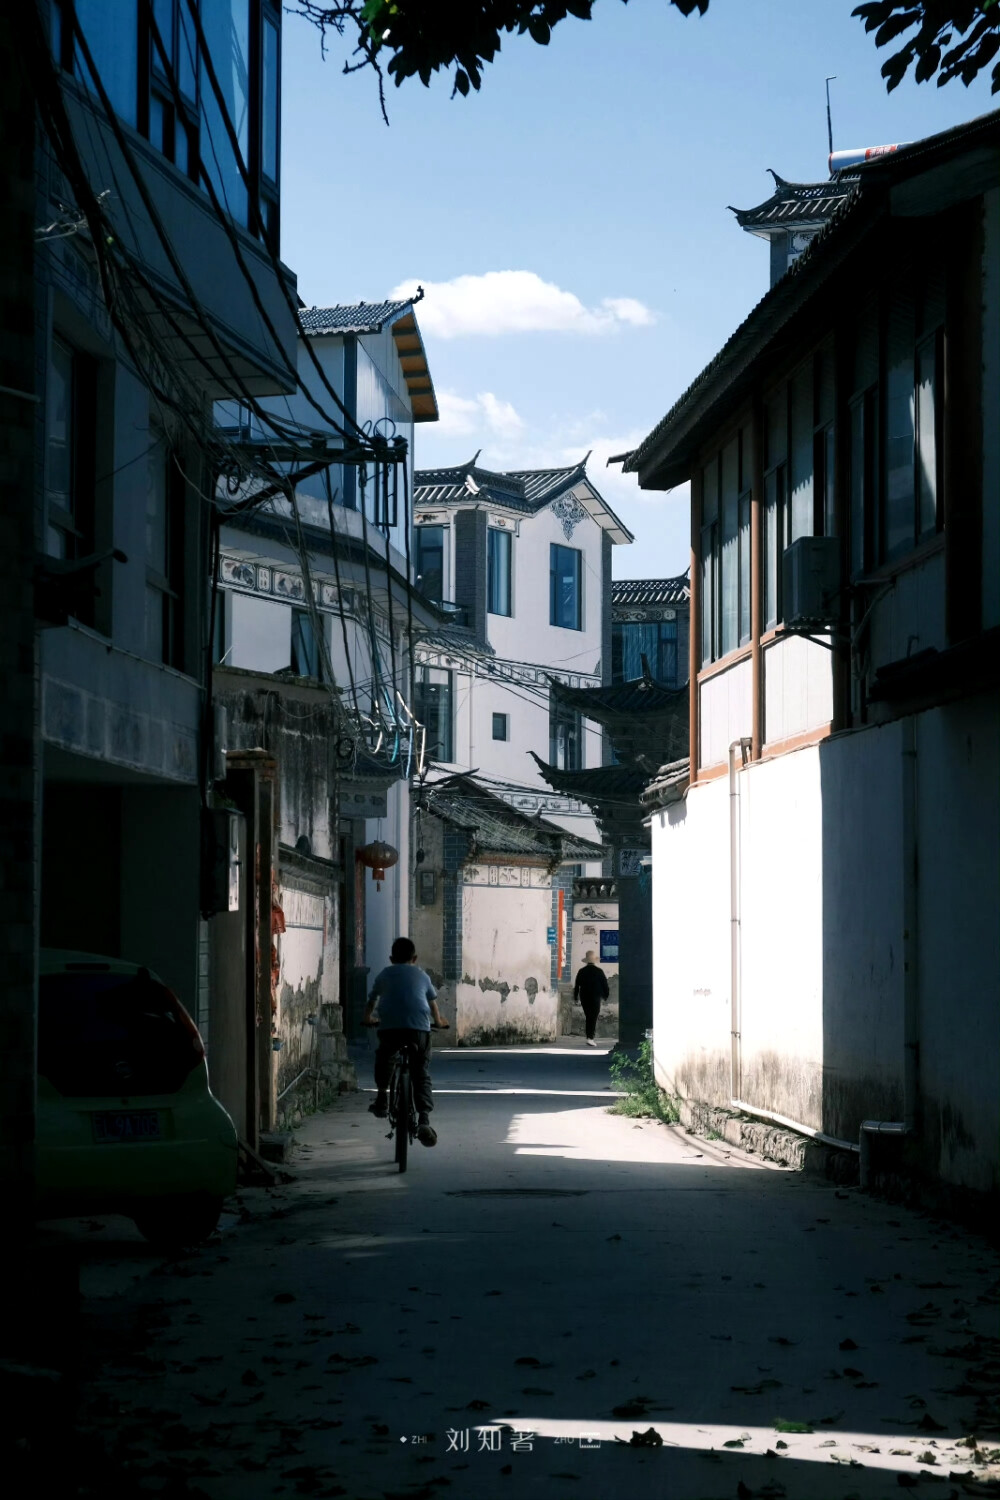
[280, 0, 996, 580]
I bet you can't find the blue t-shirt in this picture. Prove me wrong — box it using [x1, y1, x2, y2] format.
[369, 964, 437, 1031]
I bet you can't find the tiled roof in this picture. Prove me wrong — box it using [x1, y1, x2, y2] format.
[730, 171, 859, 234]
[641, 757, 691, 809]
[624, 107, 1000, 487]
[413, 459, 585, 513]
[298, 300, 413, 337]
[550, 675, 687, 718]
[612, 574, 690, 608]
[528, 757, 650, 803]
[424, 773, 604, 863]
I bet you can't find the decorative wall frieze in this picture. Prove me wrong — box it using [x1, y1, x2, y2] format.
[613, 607, 678, 624]
[551, 493, 588, 540]
[220, 552, 395, 637]
[413, 644, 601, 692]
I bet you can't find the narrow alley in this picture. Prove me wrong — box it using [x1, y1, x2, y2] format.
[45, 1044, 999, 1500]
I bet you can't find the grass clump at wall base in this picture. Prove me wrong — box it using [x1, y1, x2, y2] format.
[608, 1040, 680, 1124]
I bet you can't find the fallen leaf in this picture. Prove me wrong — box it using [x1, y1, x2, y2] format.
[774, 1419, 813, 1434]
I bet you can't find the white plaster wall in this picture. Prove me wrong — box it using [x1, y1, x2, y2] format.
[982, 187, 1000, 631]
[738, 748, 825, 1127]
[914, 693, 1000, 1195]
[456, 868, 558, 1043]
[363, 777, 410, 973]
[570, 900, 620, 982]
[649, 776, 732, 1104]
[485, 493, 605, 678]
[763, 634, 833, 746]
[699, 655, 752, 768]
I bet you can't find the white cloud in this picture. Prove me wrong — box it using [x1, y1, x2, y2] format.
[390, 271, 655, 339]
[436, 389, 524, 439]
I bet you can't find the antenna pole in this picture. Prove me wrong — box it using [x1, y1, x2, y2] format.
[825, 75, 837, 166]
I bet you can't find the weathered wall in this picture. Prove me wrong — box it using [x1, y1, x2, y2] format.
[651, 699, 1000, 1199]
[982, 187, 1000, 630]
[455, 865, 558, 1044]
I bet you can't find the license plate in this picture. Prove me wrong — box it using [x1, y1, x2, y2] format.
[92, 1111, 162, 1143]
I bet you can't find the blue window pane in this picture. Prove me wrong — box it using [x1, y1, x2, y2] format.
[487, 528, 511, 616]
[178, 0, 198, 100]
[262, 13, 280, 184]
[200, 0, 249, 225]
[76, 0, 138, 125]
[152, 0, 174, 73]
[550, 544, 581, 630]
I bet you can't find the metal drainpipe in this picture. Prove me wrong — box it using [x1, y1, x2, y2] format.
[729, 737, 752, 1103]
[859, 716, 917, 1188]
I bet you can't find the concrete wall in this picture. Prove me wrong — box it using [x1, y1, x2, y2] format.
[650, 696, 1000, 1199]
[455, 865, 558, 1044]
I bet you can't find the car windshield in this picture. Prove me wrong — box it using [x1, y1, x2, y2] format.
[39, 969, 198, 1097]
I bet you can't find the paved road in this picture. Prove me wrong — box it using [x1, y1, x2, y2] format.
[66, 1041, 998, 1499]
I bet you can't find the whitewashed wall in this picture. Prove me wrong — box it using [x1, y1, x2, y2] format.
[455, 865, 558, 1043]
[651, 697, 999, 1195]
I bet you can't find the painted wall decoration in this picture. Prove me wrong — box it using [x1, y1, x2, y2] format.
[600, 929, 620, 963]
[551, 493, 588, 540]
[619, 848, 648, 877]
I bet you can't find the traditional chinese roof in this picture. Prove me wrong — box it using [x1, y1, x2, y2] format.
[729, 170, 859, 239]
[298, 299, 438, 422]
[550, 675, 686, 719]
[528, 759, 650, 802]
[298, 300, 413, 336]
[422, 773, 604, 864]
[413, 457, 633, 544]
[612, 573, 690, 609]
[622, 108, 1000, 490]
[641, 757, 691, 810]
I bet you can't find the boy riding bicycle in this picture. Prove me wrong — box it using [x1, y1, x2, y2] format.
[363, 937, 448, 1147]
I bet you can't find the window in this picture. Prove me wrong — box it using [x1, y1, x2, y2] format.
[290, 607, 322, 679]
[487, 528, 512, 616]
[612, 620, 679, 685]
[549, 698, 582, 771]
[414, 667, 453, 762]
[550, 544, 582, 630]
[415, 525, 444, 602]
[145, 433, 184, 667]
[57, 2, 282, 248]
[492, 712, 509, 742]
[45, 339, 97, 624]
[365, 462, 398, 530]
[700, 430, 752, 663]
[880, 282, 944, 561]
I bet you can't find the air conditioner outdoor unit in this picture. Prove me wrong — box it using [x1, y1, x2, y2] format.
[782, 536, 842, 628]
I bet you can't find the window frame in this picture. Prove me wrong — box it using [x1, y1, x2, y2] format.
[290, 606, 323, 681]
[414, 523, 445, 603]
[144, 431, 185, 668]
[487, 527, 512, 617]
[45, 337, 98, 625]
[491, 712, 509, 742]
[549, 543, 582, 632]
[415, 666, 454, 763]
[549, 696, 583, 771]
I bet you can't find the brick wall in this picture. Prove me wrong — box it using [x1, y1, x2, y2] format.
[453, 509, 488, 640]
[441, 825, 471, 981]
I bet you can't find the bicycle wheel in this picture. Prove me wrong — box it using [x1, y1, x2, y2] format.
[394, 1066, 410, 1173]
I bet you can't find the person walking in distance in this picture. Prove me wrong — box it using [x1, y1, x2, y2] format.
[573, 950, 609, 1046]
[363, 937, 448, 1145]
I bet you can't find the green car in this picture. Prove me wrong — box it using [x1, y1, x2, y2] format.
[36, 950, 238, 1247]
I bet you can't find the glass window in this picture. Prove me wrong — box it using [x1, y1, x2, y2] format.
[549, 699, 582, 771]
[200, 0, 250, 226]
[492, 712, 508, 742]
[291, 608, 321, 680]
[763, 465, 785, 630]
[849, 389, 878, 579]
[415, 525, 444, 602]
[261, 10, 280, 185]
[738, 491, 751, 647]
[550, 544, 581, 630]
[415, 667, 453, 762]
[46, 340, 73, 559]
[75, 0, 138, 124]
[487, 528, 512, 617]
[789, 363, 814, 544]
[720, 437, 739, 656]
[884, 293, 916, 560]
[178, 0, 198, 100]
[152, 0, 175, 76]
[700, 520, 717, 666]
[916, 333, 940, 540]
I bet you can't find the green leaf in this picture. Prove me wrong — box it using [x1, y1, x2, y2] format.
[774, 1418, 814, 1433]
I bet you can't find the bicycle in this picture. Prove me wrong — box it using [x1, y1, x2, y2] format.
[363, 1020, 449, 1173]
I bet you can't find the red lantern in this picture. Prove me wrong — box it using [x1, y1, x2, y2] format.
[358, 840, 399, 891]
